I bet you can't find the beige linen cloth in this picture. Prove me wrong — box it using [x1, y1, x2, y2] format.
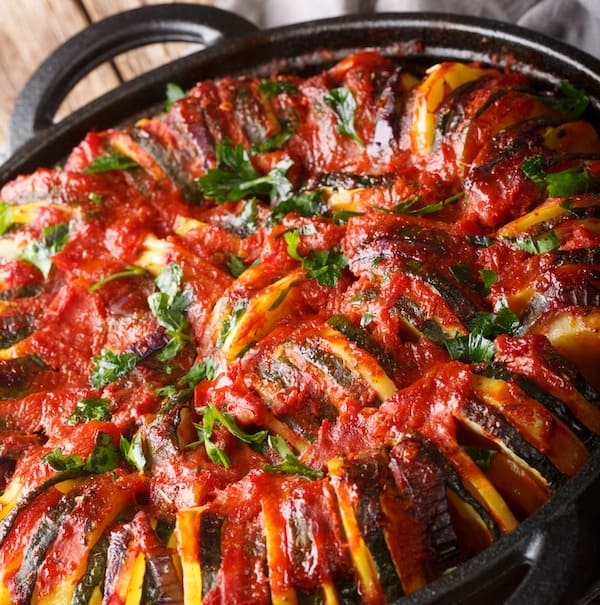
[215, 0, 600, 58]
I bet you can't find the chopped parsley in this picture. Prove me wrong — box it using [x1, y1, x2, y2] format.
[323, 86, 365, 147]
[120, 432, 147, 471]
[89, 349, 138, 389]
[196, 141, 293, 204]
[264, 435, 323, 479]
[258, 79, 299, 98]
[502, 230, 561, 255]
[191, 403, 268, 468]
[464, 446, 497, 472]
[89, 265, 147, 292]
[183, 357, 217, 387]
[444, 298, 520, 363]
[19, 222, 70, 279]
[521, 154, 600, 197]
[284, 230, 348, 287]
[269, 190, 327, 225]
[224, 198, 260, 238]
[165, 82, 186, 110]
[67, 398, 112, 425]
[217, 298, 249, 347]
[376, 191, 463, 216]
[226, 253, 249, 277]
[147, 263, 193, 361]
[43, 431, 120, 474]
[83, 153, 138, 174]
[545, 82, 589, 120]
[251, 126, 294, 154]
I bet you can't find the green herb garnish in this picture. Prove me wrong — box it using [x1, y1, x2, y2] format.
[464, 446, 497, 472]
[89, 265, 146, 292]
[269, 190, 327, 225]
[226, 254, 249, 277]
[503, 230, 561, 254]
[191, 403, 268, 468]
[19, 222, 70, 279]
[165, 82, 186, 110]
[217, 298, 249, 347]
[120, 432, 147, 471]
[466, 234, 496, 248]
[323, 86, 365, 147]
[147, 263, 193, 362]
[43, 431, 120, 474]
[67, 398, 112, 425]
[444, 298, 520, 363]
[182, 357, 217, 387]
[89, 349, 138, 389]
[264, 435, 323, 479]
[83, 153, 138, 174]
[251, 127, 294, 154]
[284, 230, 348, 287]
[545, 82, 589, 120]
[196, 142, 293, 204]
[521, 154, 600, 197]
[258, 79, 299, 98]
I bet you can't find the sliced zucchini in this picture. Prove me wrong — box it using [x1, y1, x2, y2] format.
[470, 373, 589, 477]
[262, 490, 299, 605]
[0, 486, 63, 605]
[32, 474, 135, 605]
[327, 456, 388, 605]
[411, 62, 489, 155]
[218, 270, 305, 360]
[70, 536, 109, 605]
[9, 494, 78, 604]
[530, 306, 600, 390]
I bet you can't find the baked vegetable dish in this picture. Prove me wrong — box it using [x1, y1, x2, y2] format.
[0, 49, 599, 604]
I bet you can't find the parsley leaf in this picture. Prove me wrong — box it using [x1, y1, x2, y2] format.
[43, 431, 119, 474]
[269, 190, 327, 225]
[217, 298, 249, 347]
[545, 82, 589, 120]
[464, 446, 496, 472]
[332, 209, 365, 224]
[147, 263, 193, 362]
[226, 253, 249, 277]
[120, 433, 147, 471]
[302, 246, 348, 287]
[466, 234, 496, 248]
[521, 154, 600, 197]
[264, 435, 323, 479]
[224, 198, 260, 238]
[165, 82, 186, 110]
[376, 192, 463, 216]
[445, 332, 497, 364]
[89, 349, 138, 389]
[89, 265, 146, 292]
[196, 142, 293, 204]
[183, 357, 217, 387]
[251, 126, 294, 154]
[503, 231, 561, 254]
[191, 403, 268, 468]
[83, 153, 138, 174]
[258, 79, 299, 98]
[285, 229, 347, 287]
[68, 398, 112, 425]
[444, 298, 520, 363]
[19, 222, 70, 279]
[323, 86, 365, 147]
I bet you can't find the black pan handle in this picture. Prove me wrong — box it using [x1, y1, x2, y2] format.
[7, 3, 258, 152]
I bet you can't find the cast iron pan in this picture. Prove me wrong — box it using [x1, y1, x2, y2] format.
[1, 5, 599, 604]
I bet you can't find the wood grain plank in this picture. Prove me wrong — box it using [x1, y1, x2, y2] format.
[0, 0, 214, 159]
[81, 0, 213, 82]
[0, 0, 120, 155]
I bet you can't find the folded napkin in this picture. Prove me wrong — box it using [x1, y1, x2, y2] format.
[215, 0, 600, 58]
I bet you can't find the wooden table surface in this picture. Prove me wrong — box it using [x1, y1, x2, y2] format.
[0, 0, 215, 159]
